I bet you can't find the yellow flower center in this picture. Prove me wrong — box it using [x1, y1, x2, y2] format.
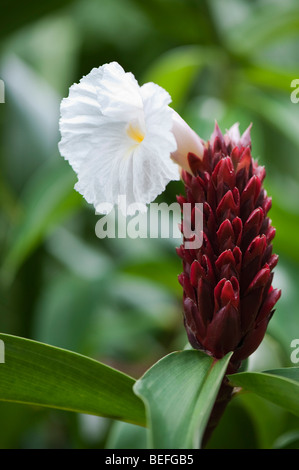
[126, 123, 144, 143]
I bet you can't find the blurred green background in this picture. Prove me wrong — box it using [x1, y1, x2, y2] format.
[1, 0, 299, 449]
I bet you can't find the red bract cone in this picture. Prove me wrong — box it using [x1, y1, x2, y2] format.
[176, 122, 281, 445]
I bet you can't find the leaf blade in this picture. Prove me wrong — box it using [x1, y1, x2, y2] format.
[133, 349, 232, 449]
[228, 368, 299, 418]
[0, 333, 146, 426]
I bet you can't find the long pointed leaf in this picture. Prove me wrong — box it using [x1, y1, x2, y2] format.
[228, 367, 299, 418]
[0, 333, 146, 426]
[133, 349, 232, 449]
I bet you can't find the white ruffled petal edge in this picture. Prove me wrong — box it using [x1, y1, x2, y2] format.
[59, 62, 181, 215]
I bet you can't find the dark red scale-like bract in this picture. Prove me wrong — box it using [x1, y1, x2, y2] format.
[177, 123, 281, 373]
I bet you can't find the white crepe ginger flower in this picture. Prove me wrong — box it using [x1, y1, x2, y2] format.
[58, 62, 203, 215]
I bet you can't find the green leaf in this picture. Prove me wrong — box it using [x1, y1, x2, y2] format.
[264, 367, 299, 382]
[0, 333, 146, 426]
[2, 160, 81, 282]
[234, 393, 287, 449]
[142, 46, 221, 110]
[235, 86, 299, 151]
[273, 430, 299, 449]
[106, 421, 147, 449]
[241, 65, 299, 94]
[224, 3, 299, 56]
[228, 367, 299, 418]
[133, 349, 232, 449]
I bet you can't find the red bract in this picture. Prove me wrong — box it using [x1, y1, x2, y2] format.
[177, 123, 281, 373]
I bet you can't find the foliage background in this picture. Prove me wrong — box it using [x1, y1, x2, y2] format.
[0, 0, 299, 449]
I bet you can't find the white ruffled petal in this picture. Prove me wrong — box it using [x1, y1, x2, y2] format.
[59, 62, 196, 215]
